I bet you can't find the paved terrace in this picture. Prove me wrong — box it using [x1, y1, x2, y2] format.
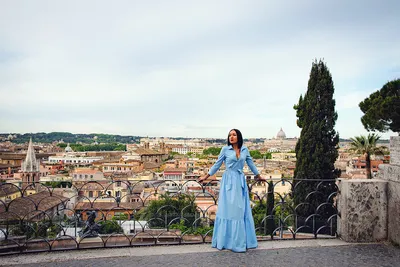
[1, 239, 399, 267]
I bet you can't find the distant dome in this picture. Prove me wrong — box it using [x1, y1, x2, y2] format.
[65, 143, 74, 153]
[276, 128, 286, 139]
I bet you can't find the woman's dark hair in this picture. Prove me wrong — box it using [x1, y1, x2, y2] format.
[227, 129, 243, 148]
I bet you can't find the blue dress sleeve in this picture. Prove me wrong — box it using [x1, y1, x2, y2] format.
[245, 147, 259, 175]
[208, 146, 226, 176]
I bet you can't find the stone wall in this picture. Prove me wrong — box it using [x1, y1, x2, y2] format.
[379, 136, 400, 245]
[337, 179, 388, 242]
[338, 136, 400, 245]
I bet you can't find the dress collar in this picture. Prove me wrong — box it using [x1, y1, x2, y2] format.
[228, 145, 246, 151]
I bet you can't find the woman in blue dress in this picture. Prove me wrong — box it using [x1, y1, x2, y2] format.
[199, 129, 265, 252]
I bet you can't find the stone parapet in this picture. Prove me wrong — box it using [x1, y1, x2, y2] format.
[390, 136, 400, 166]
[380, 164, 400, 183]
[337, 179, 388, 242]
[387, 181, 400, 245]
[385, 136, 400, 245]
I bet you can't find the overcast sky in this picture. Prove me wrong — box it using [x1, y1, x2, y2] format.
[0, 0, 399, 139]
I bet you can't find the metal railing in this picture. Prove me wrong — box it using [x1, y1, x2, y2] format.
[0, 178, 338, 255]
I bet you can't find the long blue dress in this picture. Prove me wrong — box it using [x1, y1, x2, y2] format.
[208, 145, 259, 252]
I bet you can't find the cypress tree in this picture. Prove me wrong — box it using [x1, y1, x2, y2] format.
[265, 180, 275, 236]
[293, 59, 340, 232]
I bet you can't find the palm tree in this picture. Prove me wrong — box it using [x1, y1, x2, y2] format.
[349, 133, 386, 179]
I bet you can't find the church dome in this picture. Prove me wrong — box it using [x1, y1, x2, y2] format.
[65, 143, 74, 153]
[276, 128, 286, 139]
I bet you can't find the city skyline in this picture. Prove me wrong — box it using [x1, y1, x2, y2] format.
[1, 1, 399, 139]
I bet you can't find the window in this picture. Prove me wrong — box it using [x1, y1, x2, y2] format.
[90, 175, 93, 179]
[85, 175, 88, 179]
[89, 191, 93, 198]
[117, 181, 121, 187]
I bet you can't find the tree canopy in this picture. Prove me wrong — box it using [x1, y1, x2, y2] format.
[137, 193, 198, 228]
[57, 143, 126, 151]
[203, 147, 222, 156]
[2, 132, 141, 144]
[293, 59, 340, 180]
[359, 78, 400, 134]
[350, 133, 387, 179]
[249, 150, 272, 159]
[292, 59, 340, 225]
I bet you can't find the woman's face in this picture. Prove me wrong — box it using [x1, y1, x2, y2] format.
[229, 130, 238, 145]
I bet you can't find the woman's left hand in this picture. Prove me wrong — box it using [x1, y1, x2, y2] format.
[255, 175, 266, 182]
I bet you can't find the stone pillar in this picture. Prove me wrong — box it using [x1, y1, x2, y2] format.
[390, 136, 400, 166]
[337, 179, 388, 242]
[378, 136, 400, 245]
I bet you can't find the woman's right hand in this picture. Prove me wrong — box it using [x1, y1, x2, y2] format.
[198, 174, 209, 183]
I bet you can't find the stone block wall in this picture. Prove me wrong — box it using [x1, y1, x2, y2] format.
[337, 179, 388, 242]
[380, 136, 400, 245]
[338, 136, 400, 245]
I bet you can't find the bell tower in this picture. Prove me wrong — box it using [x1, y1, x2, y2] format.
[21, 138, 41, 191]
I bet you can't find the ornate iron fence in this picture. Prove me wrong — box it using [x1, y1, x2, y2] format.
[0, 178, 338, 255]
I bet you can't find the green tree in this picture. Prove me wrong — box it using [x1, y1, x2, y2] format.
[264, 152, 272, 159]
[202, 147, 222, 156]
[43, 181, 72, 188]
[265, 181, 276, 235]
[253, 182, 293, 236]
[250, 150, 262, 159]
[350, 133, 386, 179]
[57, 143, 67, 148]
[98, 220, 123, 234]
[12, 220, 62, 239]
[137, 193, 198, 228]
[10, 132, 141, 144]
[293, 60, 340, 223]
[359, 78, 400, 134]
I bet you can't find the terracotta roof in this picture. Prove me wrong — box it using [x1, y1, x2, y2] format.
[0, 164, 14, 168]
[143, 162, 161, 169]
[125, 159, 143, 163]
[0, 191, 68, 221]
[73, 169, 100, 174]
[0, 153, 55, 160]
[92, 159, 119, 164]
[164, 168, 186, 173]
[0, 184, 21, 197]
[74, 201, 141, 211]
[133, 148, 165, 155]
[0, 154, 25, 160]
